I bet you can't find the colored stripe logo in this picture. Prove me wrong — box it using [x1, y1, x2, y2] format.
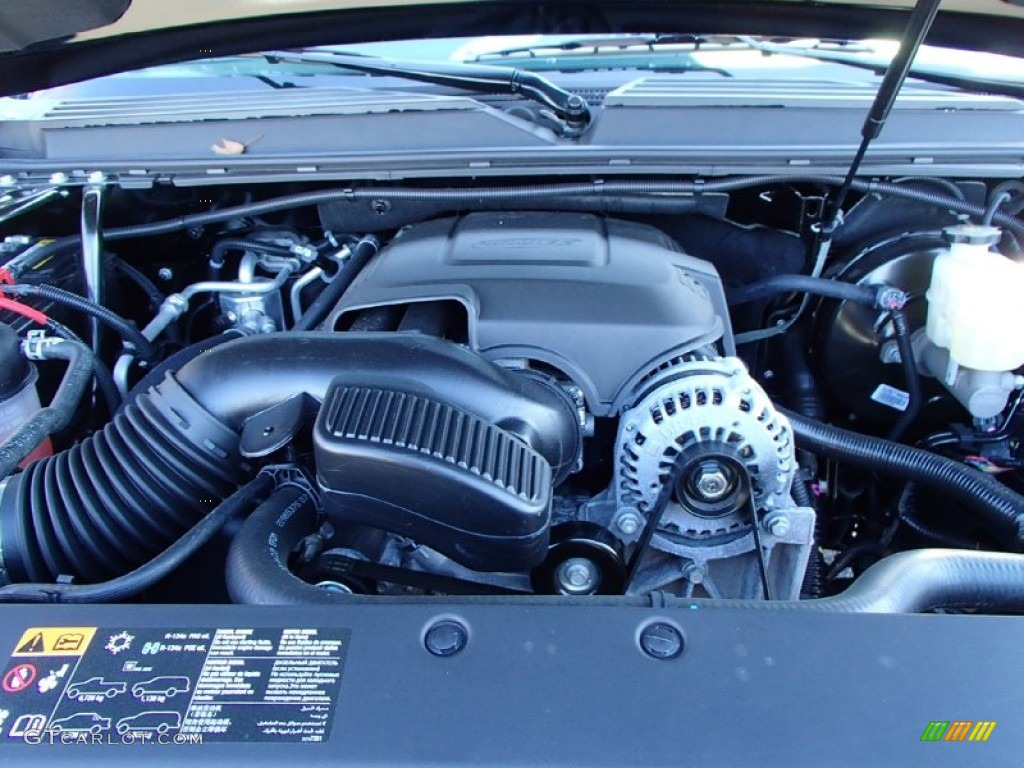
[921, 721, 996, 742]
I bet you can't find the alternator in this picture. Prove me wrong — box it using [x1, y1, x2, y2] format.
[611, 357, 813, 599]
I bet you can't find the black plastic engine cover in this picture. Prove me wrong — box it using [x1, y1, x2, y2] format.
[314, 383, 553, 572]
[327, 212, 731, 416]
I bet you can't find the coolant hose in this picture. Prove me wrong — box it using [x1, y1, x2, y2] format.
[225, 484, 337, 604]
[0, 332, 580, 584]
[782, 408, 1024, 549]
[689, 549, 1024, 613]
[0, 337, 94, 478]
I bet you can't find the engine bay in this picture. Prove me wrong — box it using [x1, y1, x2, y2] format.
[1, 175, 1023, 609]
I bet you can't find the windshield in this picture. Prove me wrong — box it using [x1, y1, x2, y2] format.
[8, 33, 1024, 101]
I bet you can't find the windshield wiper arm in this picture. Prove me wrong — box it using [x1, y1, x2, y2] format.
[739, 36, 1024, 99]
[261, 50, 591, 137]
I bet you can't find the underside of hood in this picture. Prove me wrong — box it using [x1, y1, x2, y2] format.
[0, 0, 1022, 98]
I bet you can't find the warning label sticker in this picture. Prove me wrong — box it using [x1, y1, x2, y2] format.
[12, 628, 96, 657]
[2, 627, 348, 743]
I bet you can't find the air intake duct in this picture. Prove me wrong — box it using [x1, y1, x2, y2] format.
[315, 384, 553, 571]
[0, 333, 580, 584]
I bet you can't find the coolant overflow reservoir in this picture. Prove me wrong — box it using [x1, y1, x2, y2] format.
[926, 225, 1024, 372]
[0, 323, 51, 465]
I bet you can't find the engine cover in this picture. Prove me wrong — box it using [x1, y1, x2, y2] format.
[328, 212, 732, 416]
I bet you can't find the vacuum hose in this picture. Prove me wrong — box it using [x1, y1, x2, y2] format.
[0, 333, 580, 584]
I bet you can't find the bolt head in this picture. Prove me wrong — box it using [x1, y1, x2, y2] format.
[157, 267, 173, 281]
[766, 513, 791, 537]
[554, 557, 600, 595]
[616, 512, 642, 536]
[87, 171, 106, 185]
[694, 466, 730, 501]
[682, 562, 705, 585]
[49, 172, 69, 185]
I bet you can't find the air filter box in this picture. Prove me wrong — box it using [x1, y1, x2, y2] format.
[313, 382, 553, 572]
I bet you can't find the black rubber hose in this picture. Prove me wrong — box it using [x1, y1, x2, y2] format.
[0, 338, 94, 479]
[885, 308, 923, 443]
[210, 238, 299, 268]
[782, 408, 1024, 549]
[995, 181, 1024, 217]
[7, 176, 1022, 279]
[825, 542, 886, 582]
[899, 510, 979, 550]
[0, 373, 249, 583]
[292, 236, 378, 330]
[45, 319, 121, 414]
[3, 284, 156, 361]
[688, 549, 1024, 614]
[982, 190, 1014, 227]
[728, 275, 879, 306]
[225, 484, 334, 604]
[777, 328, 826, 421]
[112, 257, 165, 312]
[0, 474, 274, 603]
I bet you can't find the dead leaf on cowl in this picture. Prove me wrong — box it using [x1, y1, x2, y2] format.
[212, 138, 247, 156]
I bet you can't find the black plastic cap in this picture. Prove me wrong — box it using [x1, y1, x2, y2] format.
[0, 322, 30, 399]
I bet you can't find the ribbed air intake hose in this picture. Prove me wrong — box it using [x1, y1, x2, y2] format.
[0, 332, 580, 584]
[0, 375, 248, 583]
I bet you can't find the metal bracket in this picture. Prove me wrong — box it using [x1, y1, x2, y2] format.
[80, 175, 106, 353]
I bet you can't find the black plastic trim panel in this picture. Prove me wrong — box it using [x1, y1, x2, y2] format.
[0, 602, 1020, 766]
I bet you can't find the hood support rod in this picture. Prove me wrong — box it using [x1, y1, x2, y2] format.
[823, 0, 944, 231]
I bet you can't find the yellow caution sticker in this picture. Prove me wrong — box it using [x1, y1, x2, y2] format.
[11, 627, 96, 657]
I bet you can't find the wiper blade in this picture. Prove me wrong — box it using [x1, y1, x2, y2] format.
[471, 33, 717, 60]
[261, 49, 591, 137]
[739, 37, 1024, 99]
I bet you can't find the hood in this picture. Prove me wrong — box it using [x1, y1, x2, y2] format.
[0, 0, 1023, 96]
